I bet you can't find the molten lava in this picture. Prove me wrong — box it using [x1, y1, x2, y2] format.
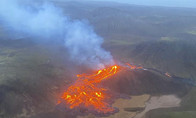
[58, 64, 143, 114]
[59, 65, 120, 113]
[126, 63, 143, 70]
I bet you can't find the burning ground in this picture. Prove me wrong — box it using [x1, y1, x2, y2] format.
[58, 65, 120, 115]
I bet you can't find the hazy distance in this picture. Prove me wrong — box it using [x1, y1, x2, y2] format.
[85, 0, 196, 8]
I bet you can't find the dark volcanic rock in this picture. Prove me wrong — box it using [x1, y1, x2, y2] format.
[103, 70, 191, 97]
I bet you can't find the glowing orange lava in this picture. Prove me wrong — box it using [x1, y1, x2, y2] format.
[126, 63, 143, 70]
[58, 65, 120, 113]
[58, 64, 143, 114]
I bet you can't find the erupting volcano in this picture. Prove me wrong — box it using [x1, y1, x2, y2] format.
[58, 64, 144, 115]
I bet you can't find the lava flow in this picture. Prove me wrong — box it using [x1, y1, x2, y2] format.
[58, 64, 143, 114]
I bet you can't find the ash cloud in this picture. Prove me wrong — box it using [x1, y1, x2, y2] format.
[0, 0, 114, 69]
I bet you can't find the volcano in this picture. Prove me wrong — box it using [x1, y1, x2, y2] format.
[55, 63, 191, 117]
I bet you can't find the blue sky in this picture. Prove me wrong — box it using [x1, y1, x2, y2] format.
[91, 0, 196, 8]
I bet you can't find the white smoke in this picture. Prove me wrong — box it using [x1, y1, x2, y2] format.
[0, 0, 114, 69]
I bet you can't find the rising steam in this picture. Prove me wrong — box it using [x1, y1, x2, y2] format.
[0, 0, 114, 69]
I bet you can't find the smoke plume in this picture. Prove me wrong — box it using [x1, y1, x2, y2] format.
[0, 0, 114, 69]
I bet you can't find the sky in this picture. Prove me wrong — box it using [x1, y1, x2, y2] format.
[90, 0, 196, 8]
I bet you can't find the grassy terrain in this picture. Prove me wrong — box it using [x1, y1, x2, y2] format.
[145, 87, 196, 118]
[0, 39, 74, 118]
[147, 111, 196, 118]
[161, 111, 196, 118]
